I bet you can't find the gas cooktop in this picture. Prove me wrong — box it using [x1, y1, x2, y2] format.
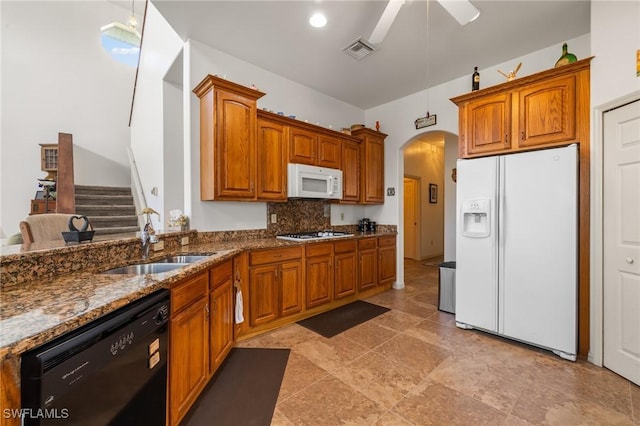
[276, 231, 354, 241]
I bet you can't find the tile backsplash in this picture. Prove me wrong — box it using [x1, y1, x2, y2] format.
[267, 199, 331, 235]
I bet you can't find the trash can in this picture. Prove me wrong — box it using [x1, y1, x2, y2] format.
[438, 261, 456, 314]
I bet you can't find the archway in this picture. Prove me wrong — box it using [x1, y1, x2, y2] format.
[400, 130, 459, 265]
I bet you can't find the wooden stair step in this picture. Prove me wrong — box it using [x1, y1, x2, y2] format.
[75, 185, 132, 196]
[75, 194, 134, 205]
[76, 205, 136, 216]
[93, 225, 140, 235]
[89, 216, 138, 227]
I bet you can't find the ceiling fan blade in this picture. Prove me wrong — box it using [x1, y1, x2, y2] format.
[437, 0, 480, 25]
[369, 0, 405, 45]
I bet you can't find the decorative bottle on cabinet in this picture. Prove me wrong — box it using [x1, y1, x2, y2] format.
[554, 43, 577, 67]
[472, 67, 480, 91]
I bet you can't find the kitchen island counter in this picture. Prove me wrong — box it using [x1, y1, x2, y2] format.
[0, 229, 397, 361]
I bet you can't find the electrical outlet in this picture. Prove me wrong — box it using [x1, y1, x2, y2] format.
[152, 240, 165, 251]
[270, 213, 277, 224]
[387, 187, 395, 196]
[181, 236, 189, 246]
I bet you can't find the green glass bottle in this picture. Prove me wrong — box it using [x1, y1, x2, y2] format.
[555, 43, 577, 67]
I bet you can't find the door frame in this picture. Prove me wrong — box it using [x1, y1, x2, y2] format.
[403, 175, 421, 260]
[590, 90, 640, 366]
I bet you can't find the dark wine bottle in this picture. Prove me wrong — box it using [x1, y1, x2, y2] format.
[472, 66, 480, 91]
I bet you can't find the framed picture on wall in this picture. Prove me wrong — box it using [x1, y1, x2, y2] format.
[429, 183, 438, 203]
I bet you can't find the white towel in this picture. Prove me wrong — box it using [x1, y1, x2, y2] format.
[235, 289, 245, 324]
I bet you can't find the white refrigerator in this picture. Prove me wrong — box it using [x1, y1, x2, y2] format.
[455, 145, 578, 361]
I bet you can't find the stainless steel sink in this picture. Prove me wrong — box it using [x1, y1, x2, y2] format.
[101, 263, 186, 275]
[156, 254, 213, 263]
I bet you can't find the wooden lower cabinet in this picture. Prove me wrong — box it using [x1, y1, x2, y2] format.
[378, 235, 397, 287]
[169, 272, 209, 426]
[280, 261, 304, 316]
[169, 261, 237, 425]
[305, 243, 334, 309]
[243, 236, 395, 332]
[248, 247, 304, 326]
[249, 264, 279, 326]
[209, 260, 234, 375]
[334, 239, 357, 299]
[358, 237, 378, 291]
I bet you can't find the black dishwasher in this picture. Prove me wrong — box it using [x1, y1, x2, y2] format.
[21, 289, 170, 426]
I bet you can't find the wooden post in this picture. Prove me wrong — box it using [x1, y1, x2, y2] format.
[56, 132, 75, 213]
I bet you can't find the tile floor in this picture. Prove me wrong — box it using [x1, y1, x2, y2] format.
[237, 259, 640, 425]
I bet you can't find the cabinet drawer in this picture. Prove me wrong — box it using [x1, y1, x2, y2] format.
[334, 239, 356, 254]
[210, 259, 232, 289]
[171, 271, 208, 314]
[358, 238, 377, 251]
[305, 243, 333, 258]
[250, 247, 302, 266]
[378, 235, 396, 247]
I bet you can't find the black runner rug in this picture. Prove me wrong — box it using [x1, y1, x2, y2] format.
[297, 300, 390, 338]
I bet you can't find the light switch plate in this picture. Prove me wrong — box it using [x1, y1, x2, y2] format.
[387, 187, 396, 196]
[270, 213, 277, 224]
[152, 240, 165, 251]
[181, 236, 189, 246]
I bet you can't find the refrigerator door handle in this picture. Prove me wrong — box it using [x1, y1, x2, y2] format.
[497, 156, 506, 334]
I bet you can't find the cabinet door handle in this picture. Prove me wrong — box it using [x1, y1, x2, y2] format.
[521, 130, 525, 141]
[205, 304, 210, 319]
[505, 133, 509, 145]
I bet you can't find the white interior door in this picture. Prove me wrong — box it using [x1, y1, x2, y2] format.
[604, 100, 640, 385]
[403, 177, 419, 259]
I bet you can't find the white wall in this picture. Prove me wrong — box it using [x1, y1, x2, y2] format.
[365, 33, 590, 288]
[443, 132, 458, 261]
[186, 38, 366, 231]
[129, 3, 184, 231]
[588, 0, 640, 365]
[0, 1, 138, 238]
[591, 1, 640, 107]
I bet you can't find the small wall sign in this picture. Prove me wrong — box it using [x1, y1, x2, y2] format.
[415, 114, 437, 129]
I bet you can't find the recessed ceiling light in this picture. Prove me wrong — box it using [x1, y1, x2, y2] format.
[309, 12, 327, 28]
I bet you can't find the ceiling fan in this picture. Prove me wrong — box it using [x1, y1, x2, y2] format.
[368, 0, 480, 45]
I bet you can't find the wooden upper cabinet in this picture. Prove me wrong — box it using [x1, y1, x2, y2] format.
[452, 58, 591, 159]
[340, 139, 361, 203]
[352, 128, 386, 204]
[518, 74, 576, 148]
[193, 75, 265, 200]
[257, 117, 288, 201]
[289, 127, 317, 165]
[317, 135, 341, 169]
[462, 92, 512, 156]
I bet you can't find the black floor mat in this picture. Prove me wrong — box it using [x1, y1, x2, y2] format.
[181, 347, 290, 426]
[297, 300, 390, 338]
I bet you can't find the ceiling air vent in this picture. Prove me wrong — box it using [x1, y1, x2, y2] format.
[342, 38, 376, 60]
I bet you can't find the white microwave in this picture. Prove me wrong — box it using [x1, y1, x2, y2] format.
[287, 163, 343, 200]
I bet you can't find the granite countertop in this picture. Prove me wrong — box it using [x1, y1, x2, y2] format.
[0, 231, 396, 362]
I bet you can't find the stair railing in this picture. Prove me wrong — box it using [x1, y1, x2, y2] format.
[127, 146, 146, 231]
